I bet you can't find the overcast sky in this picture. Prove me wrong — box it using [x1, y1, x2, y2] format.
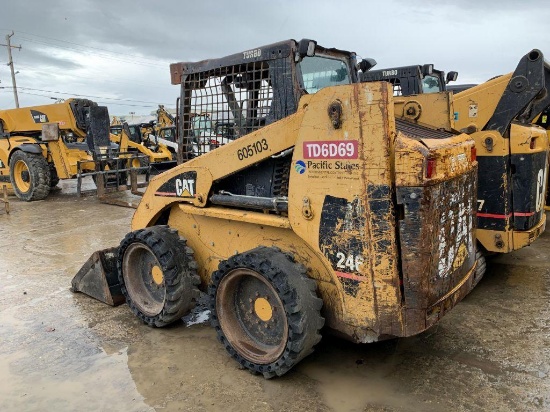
[1, 0, 549, 115]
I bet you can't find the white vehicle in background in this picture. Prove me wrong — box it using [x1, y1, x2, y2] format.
[151, 113, 237, 157]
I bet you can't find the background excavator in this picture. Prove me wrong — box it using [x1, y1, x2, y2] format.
[73, 39, 480, 378]
[361, 50, 550, 258]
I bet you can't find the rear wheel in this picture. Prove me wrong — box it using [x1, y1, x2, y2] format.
[9, 151, 50, 201]
[117, 225, 200, 327]
[209, 246, 324, 378]
[473, 245, 486, 286]
[49, 163, 60, 188]
[128, 155, 150, 174]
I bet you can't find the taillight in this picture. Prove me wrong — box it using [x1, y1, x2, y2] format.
[426, 157, 436, 178]
[530, 138, 536, 150]
[471, 146, 477, 161]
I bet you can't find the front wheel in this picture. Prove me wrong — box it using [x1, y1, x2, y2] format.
[209, 246, 324, 378]
[117, 225, 200, 327]
[49, 163, 60, 188]
[9, 150, 51, 201]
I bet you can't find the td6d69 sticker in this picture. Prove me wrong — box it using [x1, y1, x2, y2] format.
[303, 140, 358, 159]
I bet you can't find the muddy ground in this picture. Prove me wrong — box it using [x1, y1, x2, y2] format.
[1, 181, 549, 412]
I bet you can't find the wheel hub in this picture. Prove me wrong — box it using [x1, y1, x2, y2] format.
[122, 242, 166, 316]
[254, 297, 273, 322]
[21, 171, 30, 183]
[151, 265, 164, 285]
[216, 268, 288, 364]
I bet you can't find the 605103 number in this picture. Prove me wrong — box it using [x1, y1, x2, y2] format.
[237, 138, 269, 160]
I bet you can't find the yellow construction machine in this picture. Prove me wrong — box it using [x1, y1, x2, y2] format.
[109, 122, 175, 172]
[108, 106, 177, 170]
[0, 98, 129, 201]
[73, 39, 480, 378]
[155, 105, 175, 129]
[110, 116, 122, 126]
[382, 49, 550, 256]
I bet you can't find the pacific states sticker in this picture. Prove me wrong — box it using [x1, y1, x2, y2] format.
[155, 171, 197, 198]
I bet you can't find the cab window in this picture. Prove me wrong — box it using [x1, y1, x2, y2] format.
[422, 75, 442, 93]
[299, 56, 351, 94]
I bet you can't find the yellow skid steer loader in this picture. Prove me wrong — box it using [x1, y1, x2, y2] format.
[73, 39, 480, 378]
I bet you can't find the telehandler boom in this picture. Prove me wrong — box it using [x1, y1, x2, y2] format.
[73, 39, 480, 378]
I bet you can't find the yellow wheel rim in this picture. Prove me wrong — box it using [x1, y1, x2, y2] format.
[254, 297, 273, 321]
[151, 265, 164, 285]
[14, 159, 31, 192]
[131, 158, 141, 168]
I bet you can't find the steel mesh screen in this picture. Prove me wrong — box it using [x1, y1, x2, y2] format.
[182, 60, 287, 158]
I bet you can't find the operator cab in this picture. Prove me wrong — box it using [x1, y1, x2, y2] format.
[170, 38, 364, 159]
[361, 64, 458, 96]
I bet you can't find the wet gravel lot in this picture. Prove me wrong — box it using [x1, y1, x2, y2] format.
[1, 183, 549, 411]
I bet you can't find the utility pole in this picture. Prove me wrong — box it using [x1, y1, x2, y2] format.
[1, 31, 22, 108]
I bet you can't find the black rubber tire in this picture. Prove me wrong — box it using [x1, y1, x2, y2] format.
[117, 225, 201, 327]
[9, 150, 51, 201]
[49, 163, 60, 187]
[209, 246, 324, 379]
[473, 244, 486, 287]
[128, 155, 149, 170]
[139, 156, 150, 169]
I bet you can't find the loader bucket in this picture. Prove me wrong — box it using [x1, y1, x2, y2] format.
[70, 247, 125, 306]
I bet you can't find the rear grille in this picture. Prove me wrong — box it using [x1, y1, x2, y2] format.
[396, 118, 453, 140]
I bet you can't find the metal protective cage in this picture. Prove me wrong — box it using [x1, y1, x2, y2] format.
[180, 58, 296, 159]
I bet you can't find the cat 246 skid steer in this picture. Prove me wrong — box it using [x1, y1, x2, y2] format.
[73, 39, 480, 378]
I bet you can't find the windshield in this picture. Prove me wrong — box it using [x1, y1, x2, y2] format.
[299, 55, 351, 94]
[422, 75, 443, 93]
[128, 125, 142, 143]
[110, 126, 122, 136]
[192, 115, 214, 137]
[160, 127, 176, 142]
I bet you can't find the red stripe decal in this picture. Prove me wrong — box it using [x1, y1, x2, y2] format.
[476, 212, 512, 219]
[477, 211, 537, 218]
[336, 271, 368, 282]
[155, 192, 178, 197]
[513, 211, 536, 217]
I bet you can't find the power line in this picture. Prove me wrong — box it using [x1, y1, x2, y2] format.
[2, 29, 167, 66]
[0, 31, 21, 107]
[18, 36, 165, 68]
[13, 91, 166, 108]
[1, 86, 173, 105]
[11, 62, 173, 89]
